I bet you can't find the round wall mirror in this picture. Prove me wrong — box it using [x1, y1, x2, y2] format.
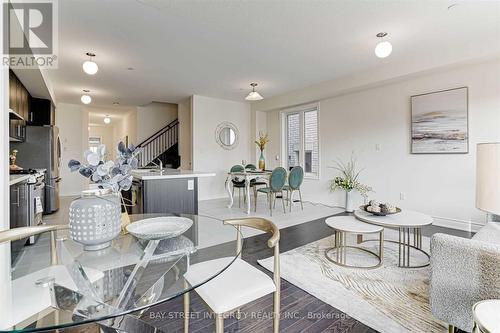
[216, 122, 239, 150]
[219, 127, 236, 146]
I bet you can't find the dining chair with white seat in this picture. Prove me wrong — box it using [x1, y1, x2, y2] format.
[183, 218, 281, 333]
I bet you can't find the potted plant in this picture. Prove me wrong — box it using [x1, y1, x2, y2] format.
[255, 132, 269, 170]
[67, 142, 141, 250]
[329, 154, 372, 212]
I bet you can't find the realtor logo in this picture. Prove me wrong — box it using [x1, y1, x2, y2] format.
[2, 0, 58, 68]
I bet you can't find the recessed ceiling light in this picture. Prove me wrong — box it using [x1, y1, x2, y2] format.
[245, 83, 263, 101]
[374, 32, 392, 58]
[104, 115, 111, 124]
[82, 52, 99, 75]
[81, 90, 92, 104]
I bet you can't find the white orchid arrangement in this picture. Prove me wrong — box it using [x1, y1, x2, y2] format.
[329, 154, 373, 199]
[68, 142, 142, 192]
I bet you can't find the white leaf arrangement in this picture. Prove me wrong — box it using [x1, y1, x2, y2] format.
[329, 153, 373, 199]
[68, 142, 142, 193]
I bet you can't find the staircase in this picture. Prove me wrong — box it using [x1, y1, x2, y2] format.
[137, 119, 180, 168]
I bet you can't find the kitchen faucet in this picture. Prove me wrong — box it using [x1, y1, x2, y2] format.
[150, 158, 163, 171]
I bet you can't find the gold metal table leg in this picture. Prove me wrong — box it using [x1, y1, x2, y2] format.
[393, 227, 429, 268]
[325, 229, 382, 269]
[407, 227, 410, 267]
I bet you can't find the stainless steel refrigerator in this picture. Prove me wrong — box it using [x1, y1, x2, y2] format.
[11, 125, 61, 213]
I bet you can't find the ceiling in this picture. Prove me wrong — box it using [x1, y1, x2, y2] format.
[47, 0, 500, 107]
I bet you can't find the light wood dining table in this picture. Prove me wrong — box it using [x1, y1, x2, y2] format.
[225, 170, 272, 214]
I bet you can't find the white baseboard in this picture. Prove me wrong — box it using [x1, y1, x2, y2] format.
[199, 197, 487, 233]
[432, 215, 485, 233]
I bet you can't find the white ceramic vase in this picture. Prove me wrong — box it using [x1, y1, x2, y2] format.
[345, 190, 354, 213]
[69, 189, 121, 251]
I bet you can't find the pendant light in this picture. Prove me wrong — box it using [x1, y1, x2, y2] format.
[81, 89, 92, 104]
[103, 115, 111, 124]
[374, 32, 392, 58]
[82, 52, 99, 75]
[245, 83, 263, 101]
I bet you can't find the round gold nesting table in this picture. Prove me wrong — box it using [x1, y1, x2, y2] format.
[473, 299, 500, 333]
[354, 209, 433, 268]
[325, 216, 384, 269]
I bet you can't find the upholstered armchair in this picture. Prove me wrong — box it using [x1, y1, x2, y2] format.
[429, 222, 500, 332]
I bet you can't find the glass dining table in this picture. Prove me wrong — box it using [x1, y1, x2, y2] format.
[0, 214, 242, 333]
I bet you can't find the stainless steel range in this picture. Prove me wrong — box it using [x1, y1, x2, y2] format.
[10, 169, 46, 244]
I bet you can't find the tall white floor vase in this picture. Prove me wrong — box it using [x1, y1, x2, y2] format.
[345, 190, 354, 213]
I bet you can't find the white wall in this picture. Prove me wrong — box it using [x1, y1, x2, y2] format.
[265, 110, 281, 169]
[89, 125, 115, 158]
[192, 95, 251, 200]
[136, 102, 177, 143]
[113, 109, 137, 147]
[56, 103, 89, 196]
[251, 110, 268, 164]
[178, 97, 192, 169]
[261, 59, 500, 231]
[54, 101, 178, 196]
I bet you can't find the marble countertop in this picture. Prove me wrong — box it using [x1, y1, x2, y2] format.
[9, 169, 46, 186]
[9, 175, 31, 186]
[132, 169, 216, 180]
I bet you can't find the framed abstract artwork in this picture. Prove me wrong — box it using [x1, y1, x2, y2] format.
[411, 87, 468, 154]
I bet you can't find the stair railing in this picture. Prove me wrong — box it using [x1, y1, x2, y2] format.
[137, 119, 179, 167]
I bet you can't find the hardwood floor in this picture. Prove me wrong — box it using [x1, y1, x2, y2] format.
[46, 209, 473, 333]
[139, 213, 472, 333]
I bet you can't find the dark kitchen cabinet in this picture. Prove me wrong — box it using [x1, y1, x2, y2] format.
[127, 177, 199, 246]
[29, 97, 55, 126]
[130, 178, 198, 215]
[10, 180, 30, 263]
[9, 70, 29, 142]
[10, 180, 29, 229]
[8, 70, 55, 144]
[9, 70, 30, 119]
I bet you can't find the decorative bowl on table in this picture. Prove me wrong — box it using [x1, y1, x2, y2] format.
[126, 216, 193, 240]
[360, 200, 401, 216]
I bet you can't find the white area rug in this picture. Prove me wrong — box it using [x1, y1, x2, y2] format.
[258, 231, 446, 333]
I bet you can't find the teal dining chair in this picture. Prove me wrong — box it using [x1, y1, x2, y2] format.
[230, 165, 246, 207]
[245, 164, 257, 170]
[256, 167, 287, 216]
[283, 166, 304, 211]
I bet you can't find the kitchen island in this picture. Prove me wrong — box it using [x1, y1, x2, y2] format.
[129, 169, 215, 215]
